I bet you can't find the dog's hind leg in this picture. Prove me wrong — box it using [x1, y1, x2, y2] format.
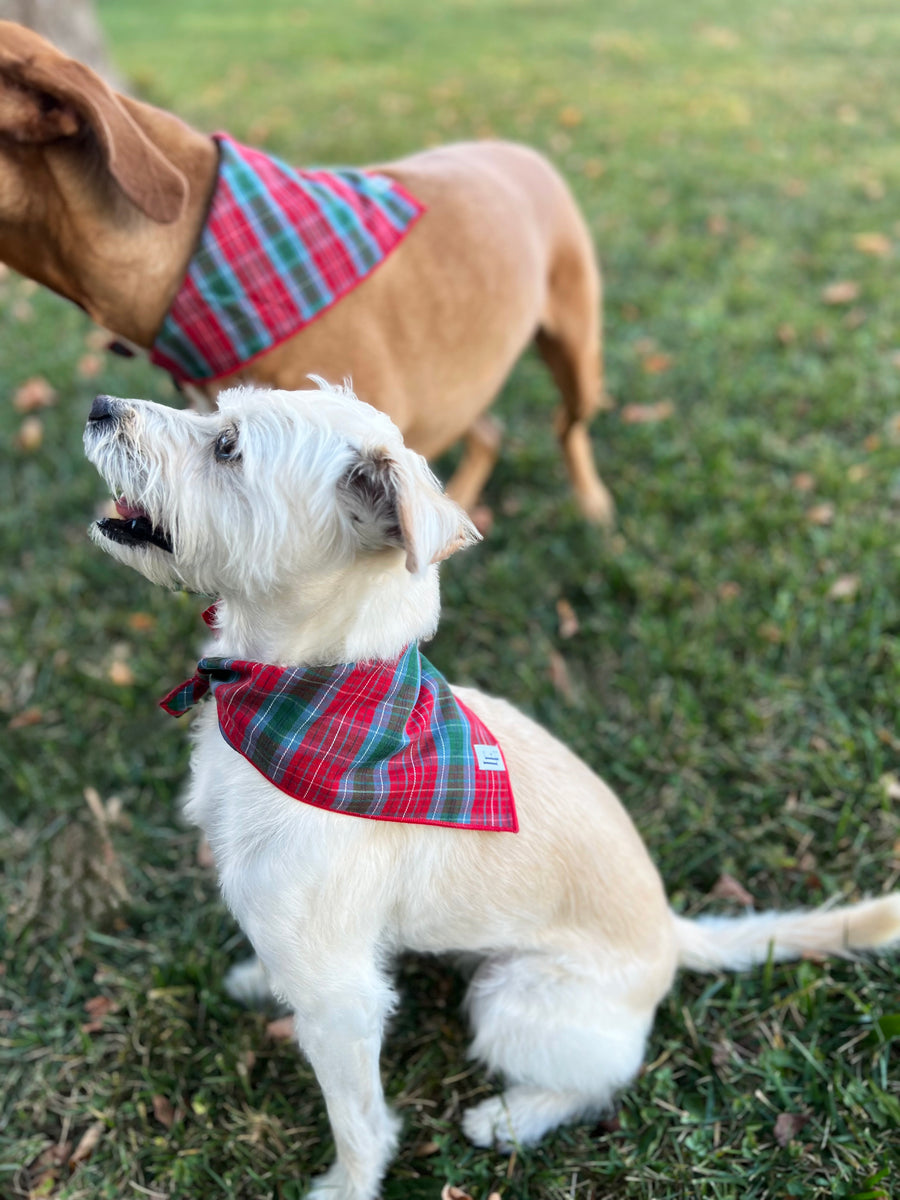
[444, 414, 504, 513]
[462, 950, 658, 1148]
[536, 229, 614, 527]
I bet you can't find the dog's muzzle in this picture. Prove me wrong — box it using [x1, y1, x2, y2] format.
[86, 395, 174, 554]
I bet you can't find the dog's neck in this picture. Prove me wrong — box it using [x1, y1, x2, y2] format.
[210, 555, 442, 667]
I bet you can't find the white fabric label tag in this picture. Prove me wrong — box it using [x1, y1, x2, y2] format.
[474, 744, 505, 771]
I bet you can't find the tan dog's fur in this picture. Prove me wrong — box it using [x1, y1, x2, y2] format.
[0, 21, 612, 520]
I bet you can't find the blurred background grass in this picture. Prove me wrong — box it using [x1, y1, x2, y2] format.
[1, 0, 899, 1197]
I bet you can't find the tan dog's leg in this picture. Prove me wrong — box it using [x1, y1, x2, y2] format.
[444, 414, 503, 513]
[537, 239, 615, 527]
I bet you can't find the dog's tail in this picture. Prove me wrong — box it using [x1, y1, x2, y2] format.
[672, 894, 900, 973]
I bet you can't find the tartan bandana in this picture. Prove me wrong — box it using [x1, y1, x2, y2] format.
[150, 133, 425, 384]
[160, 637, 517, 833]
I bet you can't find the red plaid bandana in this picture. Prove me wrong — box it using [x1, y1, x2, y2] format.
[150, 133, 425, 384]
[160, 635, 517, 833]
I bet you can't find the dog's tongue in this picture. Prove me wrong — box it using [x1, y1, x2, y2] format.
[115, 496, 148, 521]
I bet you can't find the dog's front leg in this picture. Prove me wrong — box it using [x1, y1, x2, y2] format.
[280, 958, 400, 1200]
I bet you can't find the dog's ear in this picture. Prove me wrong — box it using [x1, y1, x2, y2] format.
[0, 25, 187, 223]
[338, 446, 481, 575]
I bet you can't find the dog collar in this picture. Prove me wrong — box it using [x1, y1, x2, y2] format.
[150, 133, 425, 384]
[160, 641, 517, 833]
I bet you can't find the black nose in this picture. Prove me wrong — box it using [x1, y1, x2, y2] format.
[89, 394, 117, 422]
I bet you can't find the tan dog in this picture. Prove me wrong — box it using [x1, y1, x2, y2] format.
[0, 20, 611, 520]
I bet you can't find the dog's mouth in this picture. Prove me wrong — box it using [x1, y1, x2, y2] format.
[96, 497, 173, 553]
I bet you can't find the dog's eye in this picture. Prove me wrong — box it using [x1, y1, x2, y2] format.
[214, 426, 240, 462]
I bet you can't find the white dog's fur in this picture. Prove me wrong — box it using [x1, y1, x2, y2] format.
[84, 384, 900, 1200]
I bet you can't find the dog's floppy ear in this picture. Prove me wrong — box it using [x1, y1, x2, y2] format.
[0, 23, 187, 223]
[339, 446, 481, 575]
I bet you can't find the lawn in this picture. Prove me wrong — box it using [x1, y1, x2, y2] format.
[1, 0, 899, 1196]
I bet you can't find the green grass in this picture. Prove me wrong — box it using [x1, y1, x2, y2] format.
[2, 0, 899, 1196]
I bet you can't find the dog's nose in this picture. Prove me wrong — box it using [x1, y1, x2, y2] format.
[88, 394, 118, 422]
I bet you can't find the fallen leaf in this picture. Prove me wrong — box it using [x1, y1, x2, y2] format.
[821, 280, 860, 305]
[197, 836, 216, 869]
[640, 352, 674, 375]
[69, 1120, 104, 1166]
[556, 598, 579, 639]
[711, 872, 755, 906]
[77, 353, 104, 379]
[127, 612, 157, 632]
[806, 502, 835, 526]
[621, 400, 675, 425]
[152, 1093, 176, 1129]
[853, 231, 892, 257]
[558, 105, 582, 127]
[12, 376, 56, 412]
[412, 1140, 440, 1157]
[548, 649, 577, 704]
[265, 1015, 296, 1040]
[9, 706, 43, 729]
[791, 472, 815, 493]
[15, 416, 43, 452]
[84, 995, 116, 1019]
[863, 433, 881, 452]
[828, 574, 859, 600]
[471, 505, 493, 537]
[758, 622, 782, 644]
[441, 1188, 475, 1200]
[773, 1111, 810, 1147]
[879, 773, 900, 801]
[717, 581, 741, 601]
[108, 660, 135, 687]
[777, 323, 797, 345]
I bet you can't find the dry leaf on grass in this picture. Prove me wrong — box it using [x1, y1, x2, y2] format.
[821, 280, 860, 305]
[621, 400, 675, 425]
[717, 581, 741, 601]
[711, 872, 755, 906]
[853, 232, 892, 257]
[265, 1015, 296, 1040]
[640, 352, 674, 375]
[806, 502, 835, 526]
[777, 323, 797, 344]
[441, 1187, 474, 1200]
[556, 598, 579, 639]
[558, 105, 582, 127]
[69, 1120, 105, 1167]
[127, 611, 157, 632]
[13, 375, 56, 412]
[773, 1111, 810, 1147]
[15, 416, 43, 452]
[827, 574, 859, 600]
[791, 472, 815, 493]
[878, 773, 900, 801]
[108, 660, 135, 687]
[152, 1093, 177, 1129]
[548, 649, 578, 705]
[77, 353, 104, 379]
[8, 706, 43, 730]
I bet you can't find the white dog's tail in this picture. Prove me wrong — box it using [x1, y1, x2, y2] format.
[673, 894, 900, 973]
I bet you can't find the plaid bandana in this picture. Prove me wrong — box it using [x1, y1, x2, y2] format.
[150, 133, 425, 384]
[160, 639, 517, 833]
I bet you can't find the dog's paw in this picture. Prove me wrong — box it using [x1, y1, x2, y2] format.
[224, 955, 276, 1007]
[304, 1163, 371, 1200]
[461, 1095, 517, 1150]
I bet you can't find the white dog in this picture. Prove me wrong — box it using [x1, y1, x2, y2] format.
[84, 384, 900, 1200]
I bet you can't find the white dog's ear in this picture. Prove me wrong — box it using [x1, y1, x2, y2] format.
[338, 447, 480, 575]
